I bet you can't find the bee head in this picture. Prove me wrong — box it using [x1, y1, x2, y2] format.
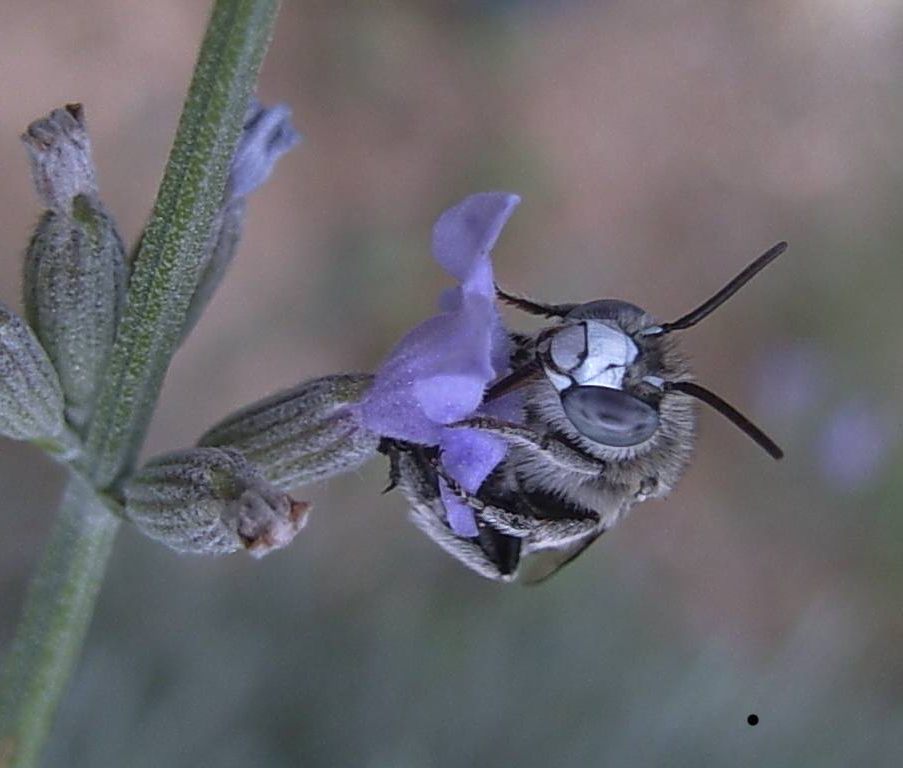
[496, 243, 787, 460]
[535, 304, 658, 448]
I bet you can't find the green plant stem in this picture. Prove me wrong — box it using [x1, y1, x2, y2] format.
[0, 3, 280, 766]
[0, 472, 119, 768]
[85, 0, 280, 489]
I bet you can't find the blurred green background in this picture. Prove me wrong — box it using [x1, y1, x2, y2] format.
[1, 1, 901, 766]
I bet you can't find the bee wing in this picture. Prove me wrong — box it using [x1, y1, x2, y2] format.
[516, 529, 606, 585]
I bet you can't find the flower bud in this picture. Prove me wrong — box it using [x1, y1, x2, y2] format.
[124, 447, 310, 558]
[22, 105, 127, 431]
[0, 301, 66, 443]
[227, 99, 300, 201]
[199, 374, 379, 491]
[181, 99, 300, 339]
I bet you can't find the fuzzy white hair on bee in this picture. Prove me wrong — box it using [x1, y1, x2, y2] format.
[384, 242, 787, 583]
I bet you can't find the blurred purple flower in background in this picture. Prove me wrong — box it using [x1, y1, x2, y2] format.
[752, 341, 898, 494]
[359, 192, 523, 536]
[753, 341, 828, 424]
[817, 397, 897, 492]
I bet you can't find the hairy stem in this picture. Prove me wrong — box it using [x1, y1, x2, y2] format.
[85, 0, 280, 489]
[0, 3, 281, 766]
[0, 473, 119, 768]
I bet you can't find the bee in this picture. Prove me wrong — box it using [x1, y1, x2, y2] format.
[381, 243, 787, 583]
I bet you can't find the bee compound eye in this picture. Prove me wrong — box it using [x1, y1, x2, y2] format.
[560, 386, 659, 447]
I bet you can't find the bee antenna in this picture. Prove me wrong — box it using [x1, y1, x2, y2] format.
[662, 380, 784, 460]
[495, 285, 577, 319]
[645, 242, 787, 336]
[484, 360, 543, 402]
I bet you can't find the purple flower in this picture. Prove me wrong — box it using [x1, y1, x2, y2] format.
[817, 397, 896, 492]
[752, 341, 828, 423]
[227, 99, 300, 200]
[359, 192, 523, 536]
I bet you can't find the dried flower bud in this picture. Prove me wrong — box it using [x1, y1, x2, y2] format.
[0, 301, 66, 442]
[182, 99, 300, 339]
[21, 104, 97, 214]
[199, 374, 379, 491]
[124, 447, 309, 558]
[22, 105, 126, 431]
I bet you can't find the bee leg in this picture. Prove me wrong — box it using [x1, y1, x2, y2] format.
[495, 286, 577, 318]
[478, 504, 602, 548]
[634, 475, 659, 502]
[377, 438, 404, 493]
[428, 456, 487, 511]
[390, 448, 519, 581]
[413, 458, 523, 579]
[448, 416, 604, 476]
[407, 504, 517, 582]
[431, 454, 602, 548]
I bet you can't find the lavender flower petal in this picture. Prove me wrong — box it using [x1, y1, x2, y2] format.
[432, 192, 520, 293]
[361, 192, 524, 536]
[361, 297, 494, 443]
[361, 193, 520, 446]
[817, 398, 895, 492]
[440, 428, 507, 493]
[440, 484, 480, 538]
[228, 100, 300, 200]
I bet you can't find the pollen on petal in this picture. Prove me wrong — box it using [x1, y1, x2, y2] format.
[414, 374, 486, 424]
[361, 293, 495, 443]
